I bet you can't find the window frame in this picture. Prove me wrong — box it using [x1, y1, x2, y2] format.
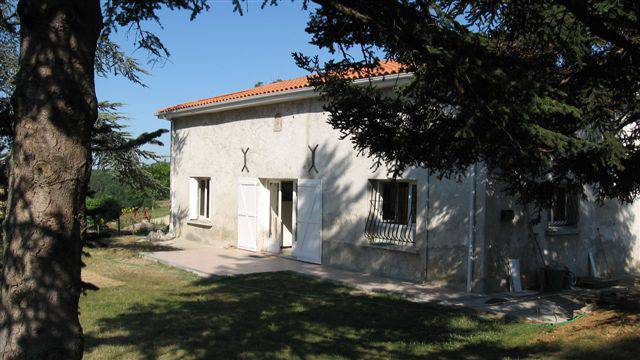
[273, 112, 283, 132]
[548, 188, 579, 227]
[377, 180, 417, 226]
[190, 176, 211, 221]
[364, 179, 418, 247]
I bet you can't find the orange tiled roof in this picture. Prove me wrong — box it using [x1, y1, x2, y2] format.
[156, 60, 405, 115]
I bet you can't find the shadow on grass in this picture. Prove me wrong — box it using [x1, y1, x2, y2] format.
[93, 236, 180, 253]
[84, 271, 566, 359]
[109, 242, 178, 253]
[555, 337, 639, 360]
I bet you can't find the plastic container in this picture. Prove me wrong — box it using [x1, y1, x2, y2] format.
[546, 267, 566, 291]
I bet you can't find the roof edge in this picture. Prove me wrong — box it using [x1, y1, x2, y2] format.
[158, 73, 413, 120]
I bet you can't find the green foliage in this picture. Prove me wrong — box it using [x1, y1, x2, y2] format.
[89, 170, 138, 208]
[96, 37, 148, 86]
[297, 0, 640, 207]
[145, 161, 170, 200]
[88, 161, 169, 209]
[92, 102, 168, 194]
[86, 196, 122, 226]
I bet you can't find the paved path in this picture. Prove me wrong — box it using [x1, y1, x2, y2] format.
[141, 238, 585, 323]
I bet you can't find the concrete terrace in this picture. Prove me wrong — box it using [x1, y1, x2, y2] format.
[141, 238, 586, 324]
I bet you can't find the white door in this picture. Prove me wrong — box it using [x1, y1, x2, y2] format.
[237, 177, 258, 251]
[293, 179, 322, 264]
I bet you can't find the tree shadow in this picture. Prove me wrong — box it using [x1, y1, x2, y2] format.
[484, 178, 640, 292]
[104, 240, 178, 253]
[84, 271, 559, 359]
[1, 177, 87, 356]
[558, 337, 639, 360]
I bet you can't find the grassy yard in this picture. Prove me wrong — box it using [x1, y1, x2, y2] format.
[150, 200, 170, 219]
[80, 236, 639, 359]
[110, 200, 170, 232]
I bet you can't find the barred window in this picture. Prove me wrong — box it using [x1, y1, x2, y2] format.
[365, 180, 417, 246]
[549, 188, 579, 227]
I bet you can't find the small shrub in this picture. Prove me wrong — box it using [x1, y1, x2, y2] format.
[86, 196, 122, 231]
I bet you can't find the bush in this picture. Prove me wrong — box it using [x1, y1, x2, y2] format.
[86, 196, 122, 229]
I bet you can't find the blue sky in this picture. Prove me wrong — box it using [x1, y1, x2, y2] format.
[96, 1, 324, 159]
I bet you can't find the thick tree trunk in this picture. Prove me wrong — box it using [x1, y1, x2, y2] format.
[0, 1, 102, 359]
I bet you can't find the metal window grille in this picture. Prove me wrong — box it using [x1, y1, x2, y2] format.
[365, 180, 417, 246]
[549, 189, 579, 226]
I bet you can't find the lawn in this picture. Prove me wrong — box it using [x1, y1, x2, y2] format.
[80, 236, 639, 359]
[108, 200, 170, 232]
[150, 199, 170, 219]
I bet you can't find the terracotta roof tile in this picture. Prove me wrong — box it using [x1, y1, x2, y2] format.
[156, 60, 405, 115]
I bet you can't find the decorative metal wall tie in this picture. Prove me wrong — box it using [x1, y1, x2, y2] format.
[308, 144, 319, 174]
[241, 147, 250, 173]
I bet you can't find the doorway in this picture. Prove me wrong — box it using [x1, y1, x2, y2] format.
[257, 178, 322, 264]
[266, 180, 296, 254]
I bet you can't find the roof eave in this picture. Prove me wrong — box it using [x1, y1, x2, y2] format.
[157, 72, 413, 120]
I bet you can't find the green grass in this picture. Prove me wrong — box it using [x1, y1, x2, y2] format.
[80, 237, 637, 359]
[150, 200, 170, 219]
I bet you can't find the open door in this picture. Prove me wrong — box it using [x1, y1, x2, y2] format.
[237, 177, 258, 251]
[281, 181, 295, 248]
[263, 181, 281, 253]
[293, 179, 322, 264]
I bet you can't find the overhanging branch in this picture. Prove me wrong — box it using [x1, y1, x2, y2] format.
[92, 128, 167, 152]
[555, 0, 640, 58]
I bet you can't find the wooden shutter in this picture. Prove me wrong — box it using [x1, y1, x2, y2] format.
[188, 177, 198, 220]
[237, 177, 258, 251]
[293, 179, 322, 264]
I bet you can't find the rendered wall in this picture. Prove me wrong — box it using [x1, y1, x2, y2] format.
[483, 181, 640, 292]
[168, 98, 476, 284]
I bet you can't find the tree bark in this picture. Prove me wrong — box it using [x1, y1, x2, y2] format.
[0, 1, 102, 359]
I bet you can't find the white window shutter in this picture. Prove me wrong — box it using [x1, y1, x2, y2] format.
[293, 179, 322, 264]
[188, 177, 198, 220]
[207, 179, 213, 219]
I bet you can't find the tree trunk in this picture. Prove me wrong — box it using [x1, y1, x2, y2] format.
[0, 1, 102, 359]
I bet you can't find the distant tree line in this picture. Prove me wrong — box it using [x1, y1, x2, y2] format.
[88, 161, 170, 209]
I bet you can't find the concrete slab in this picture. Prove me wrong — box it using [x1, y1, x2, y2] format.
[141, 238, 585, 324]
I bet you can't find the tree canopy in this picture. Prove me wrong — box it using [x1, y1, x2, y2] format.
[92, 101, 167, 192]
[0, 1, 318, 358]
[296, 0, 640, 206]
[0, 2, 170, 195]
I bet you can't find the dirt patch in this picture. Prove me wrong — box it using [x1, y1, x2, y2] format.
[536, 309, 639, 342]
[534, 279, 640, 348]
[82, 270, 125, 288]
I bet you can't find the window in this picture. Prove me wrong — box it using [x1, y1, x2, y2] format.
[365, 180, 417, 246]
[380, 181, 416, 224]
[198, 178, 210, 219]
[549, 188, 579, 227]
[189, 177, 211, 221]
[273, 113, 282, 132]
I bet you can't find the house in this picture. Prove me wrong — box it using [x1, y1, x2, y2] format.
[156, 61, 640, 292]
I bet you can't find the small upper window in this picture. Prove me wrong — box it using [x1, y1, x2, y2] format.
[549, 188, 579, 227]
[273, 113, 283, 132]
